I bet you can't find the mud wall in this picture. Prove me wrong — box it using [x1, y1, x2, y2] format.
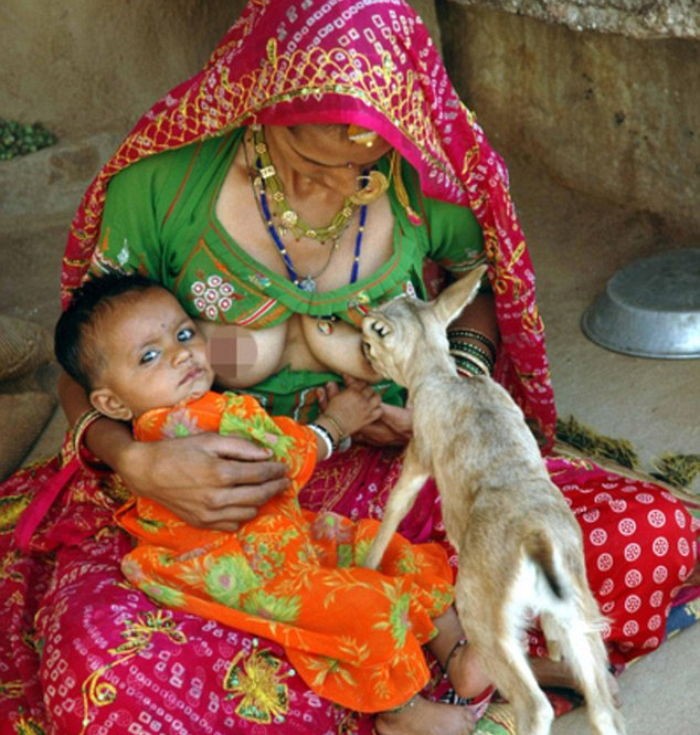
[439, 1, 698, 234]
[0, 1, 246, 138]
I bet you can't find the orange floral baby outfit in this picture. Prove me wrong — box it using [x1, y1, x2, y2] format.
[116, 391, 454, 712]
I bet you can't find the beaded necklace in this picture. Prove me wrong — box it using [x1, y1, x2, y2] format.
[249, 130, 368, 293]
[252, 125, 358, 244]
[257, 180, 367, 292]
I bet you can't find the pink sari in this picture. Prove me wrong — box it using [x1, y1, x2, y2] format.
[2, 1, 697, 733]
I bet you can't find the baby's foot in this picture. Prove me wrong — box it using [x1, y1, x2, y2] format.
[375, 695, 475, 735]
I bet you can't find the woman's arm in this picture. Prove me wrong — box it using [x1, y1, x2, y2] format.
[448, 290, 499, 349]
[58, 372, 290, 531]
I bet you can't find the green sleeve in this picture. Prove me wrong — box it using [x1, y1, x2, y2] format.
[92, 149, 184, 280]
[422, 194, 486, 276]
[396, 158, 486, 278]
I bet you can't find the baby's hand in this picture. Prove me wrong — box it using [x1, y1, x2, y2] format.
[315, 380, 341, 412]
[324, 383, 382, 438]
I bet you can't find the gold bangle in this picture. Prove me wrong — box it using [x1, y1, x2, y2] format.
[71, 408, 103, 457]
[321, 411, 347, 440]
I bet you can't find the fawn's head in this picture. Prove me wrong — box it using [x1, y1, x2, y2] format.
[361, 265, 487, 387]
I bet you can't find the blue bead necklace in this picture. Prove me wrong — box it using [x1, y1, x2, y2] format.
[257, 183, 367, 292]
[249, 135, 368, 293]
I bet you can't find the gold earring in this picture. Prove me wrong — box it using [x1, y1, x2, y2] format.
[389, 151, 422, 225]
[349, 170, 389, 206]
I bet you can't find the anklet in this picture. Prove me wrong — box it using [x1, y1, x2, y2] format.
[443, 638, 468, 679]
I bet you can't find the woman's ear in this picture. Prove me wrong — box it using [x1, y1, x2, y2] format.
[90, 389, 134, 422]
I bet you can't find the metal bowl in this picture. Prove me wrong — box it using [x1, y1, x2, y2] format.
[581, 248, 700, 359]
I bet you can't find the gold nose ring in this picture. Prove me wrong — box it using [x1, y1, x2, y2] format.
[347, 124, 378, 147]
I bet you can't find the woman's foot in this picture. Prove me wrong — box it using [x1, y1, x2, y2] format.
[375, 695, 475, 735]
[683, 558, 700, 588]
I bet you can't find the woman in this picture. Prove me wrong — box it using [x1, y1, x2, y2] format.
[2, 2, 696, 734]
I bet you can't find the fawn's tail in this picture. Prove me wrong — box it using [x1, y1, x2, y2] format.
[524, 529, 565, 600]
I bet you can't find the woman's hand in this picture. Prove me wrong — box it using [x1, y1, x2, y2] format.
[118, 434, 290, 531]
[59, 371, 288, 532]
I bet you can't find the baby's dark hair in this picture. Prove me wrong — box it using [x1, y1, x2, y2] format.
[55, 270, 162, 392]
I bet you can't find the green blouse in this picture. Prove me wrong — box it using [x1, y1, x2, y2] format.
[94, 129, 485, 420]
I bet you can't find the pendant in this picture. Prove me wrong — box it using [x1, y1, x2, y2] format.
[317, 316, 337, 335]
[281, 209, 298, 227]
[298, 276, 316, 293]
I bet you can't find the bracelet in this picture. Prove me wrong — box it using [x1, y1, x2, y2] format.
[321, 411, 347, 441]
[447, 328, 498, 359]
[450, 351, 490, 377]
[449, 345, 494, 375]
[455, 364, 485, 378]
[455, 363, 483, 378]
[71, 408, 104, 458]
[442, 638, 468, 679]
[451, 351, 494, 376]
[308, 422, 335, 459]
[448, 340, 495, 371]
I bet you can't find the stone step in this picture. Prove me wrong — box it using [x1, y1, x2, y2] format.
[0, 131, 122, 232]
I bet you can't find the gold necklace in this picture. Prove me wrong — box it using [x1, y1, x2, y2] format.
[244, 130, 341, 292]
[252, 125, 358, 245]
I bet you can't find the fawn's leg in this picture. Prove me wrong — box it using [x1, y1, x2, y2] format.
[546, 593, 626, 735]
[364, 449, 428, 569]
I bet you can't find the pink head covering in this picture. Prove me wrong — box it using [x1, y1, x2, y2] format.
[63, 0, 556, 445]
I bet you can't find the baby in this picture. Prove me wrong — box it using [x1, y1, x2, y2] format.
[55, 271, 492, 728]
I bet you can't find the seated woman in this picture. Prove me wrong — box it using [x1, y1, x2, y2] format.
[2, 1, 697, 734]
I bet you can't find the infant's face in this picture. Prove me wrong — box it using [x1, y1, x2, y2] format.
[94, 288, 215, 418]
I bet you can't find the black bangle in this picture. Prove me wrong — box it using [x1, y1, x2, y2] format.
[447, 328, 497, 359]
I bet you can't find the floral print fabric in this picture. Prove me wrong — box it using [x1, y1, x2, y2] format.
[118, 391, 455, 712]
[0, 434, 697, 733]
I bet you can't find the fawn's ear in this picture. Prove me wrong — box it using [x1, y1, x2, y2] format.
[433, 265, 488, 326]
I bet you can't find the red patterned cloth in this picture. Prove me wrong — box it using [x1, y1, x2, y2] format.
[63, 0, 556, 448]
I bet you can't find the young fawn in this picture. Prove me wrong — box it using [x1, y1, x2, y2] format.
[361, 267, 625, 735]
